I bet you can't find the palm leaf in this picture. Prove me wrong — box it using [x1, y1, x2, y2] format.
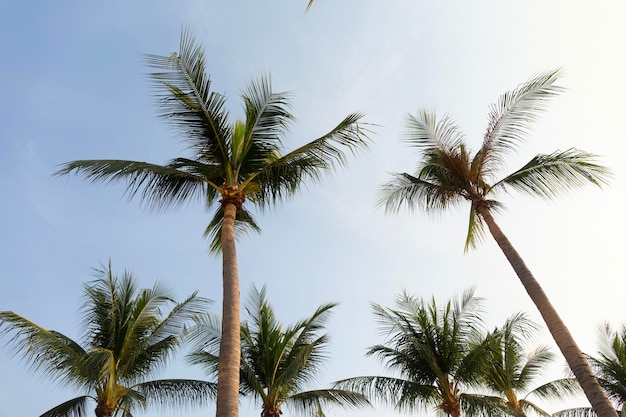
[145, 29, 231, 160]
[134, 379, 218, 408]
[493, 148, 611, 199]
[0, 312, 85, 386]
[203, 206, 262, 254]
[40, 396, 92, 417]
[479, 69, 564, 178]
[249, 112, 370, 205]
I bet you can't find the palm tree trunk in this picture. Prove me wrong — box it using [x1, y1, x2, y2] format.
[216, 202, 241, 417]
[478, 207, 617, 417]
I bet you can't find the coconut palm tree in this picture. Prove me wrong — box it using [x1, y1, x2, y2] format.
[479, 312, 582, 417]
[0, 262, 214, 417]
[378, 69, 614, 417]
[55, 31, 369, 417]
[335, 289, 505, 417]
[186, 285, 369, 417]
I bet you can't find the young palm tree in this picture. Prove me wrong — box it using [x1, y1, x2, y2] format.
[0, 262, 214, 417]
[55, 31, 369, 417]
[378, 69, 615, 417]
[336, 289, 504, 417]
[480, 313, 582, 417]
[186, 285, 369, 417]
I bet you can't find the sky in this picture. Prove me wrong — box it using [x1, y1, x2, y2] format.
[1, 1, 625, 417]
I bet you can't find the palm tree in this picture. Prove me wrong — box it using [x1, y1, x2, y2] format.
[55, 31, 369, 417]
[186, 285, 369, 417]
[336, 289, 504, 417]
[479, 312, 582, 417]
[378, 69, 615, 417]
[0, 262, 214, 417]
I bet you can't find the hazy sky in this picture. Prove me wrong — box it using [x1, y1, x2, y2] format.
[1, 2, 625, 417]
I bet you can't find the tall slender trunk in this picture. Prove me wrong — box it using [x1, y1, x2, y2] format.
[216, 202, 241, 417]
[478, 207, 617, 417]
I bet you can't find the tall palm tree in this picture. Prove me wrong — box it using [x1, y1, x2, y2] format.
[186, 285, 369, 417]
[0, 262, 214, 417]
[55, 31, 369, 417]
[336, 289, 504, 417]
[479, 313, 582, 417]
[378, 69, 615, 417]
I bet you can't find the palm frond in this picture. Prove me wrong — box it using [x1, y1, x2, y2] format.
[464, 205, 487, 252]
[403, 110, 464, 153]
[286, 388, 371, 417]
[479, 69, 564, 178]
[0, 311, 85, 386]
[134, 379, 217, 408]
[378, 172, 464, 214]
[250, 112, 370, 205]
[529, 378, 582, 401]
[54, 159, 208, 213]
[493, 148, 611, 199]
[145, 28, 231, 159]
[203, 206, 261, 254]
[39, 396, 92, 417]
[552, 407, 599, 417]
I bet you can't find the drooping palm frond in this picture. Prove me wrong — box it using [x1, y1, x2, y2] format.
[492, 148, 611, 199]
[134, 379, 218, 408]
[334, 375, 438, 412]
[478, 69, 564, 179]
[286, 388, 370, 417]
[0, 312, 85, 387]
[203, 206, 262, 254]
[54, 159, 208, 213]
[588, 323, 626, 407]
[39, 396, 92, 417]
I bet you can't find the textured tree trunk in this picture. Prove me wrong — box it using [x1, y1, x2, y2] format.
[478, 207, 617, 417]
[216, 201, 241, 417]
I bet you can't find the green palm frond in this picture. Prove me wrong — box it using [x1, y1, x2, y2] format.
[0, 312, 85, 386]
[134, 379, 218, 408]
[54, 159, 208, 213]
[334, 375, 438, 411]
[588, 323, 626, 407]
[241, 75, 294, 158]
[479, 69, 564, 178]
[459, 393, 509, 417]
[40, 396, 92, 417]
[146, 29, 231, 158]
[378, 172, 464, 214]
[493, 148, 611, 199]
[464, 205, 486, 252]
[286, 389, 370, 417]
[251, 112, 370, 205]
[529, 378, 582, 401]
[403, 110, 464, 153]
[203, 206, 262, 254]
[553, 408, 601, 417]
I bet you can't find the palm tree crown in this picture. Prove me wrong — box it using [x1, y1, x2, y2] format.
[480, 313, 581, 417]
[187, 285, 369, 417]
[0, 262, 213, 417]
[336, 289, 503, 417]
[55, 30, 369, 417]
[378, 69, 616, 417]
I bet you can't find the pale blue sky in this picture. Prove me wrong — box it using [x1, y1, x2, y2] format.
[1, 2, 625, 417]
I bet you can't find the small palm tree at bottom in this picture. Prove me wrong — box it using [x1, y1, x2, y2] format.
[479, 312, 582, 417]
[186, 285, 370, 417]
[335, 289, 505, 417]
[0, 262, 215, 417]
